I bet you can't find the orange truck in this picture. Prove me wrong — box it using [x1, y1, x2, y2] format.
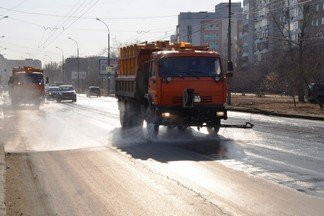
[116, 41, 251, 139]
[9, 66, 46, 106]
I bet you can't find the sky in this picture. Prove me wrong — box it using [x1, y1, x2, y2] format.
[0, 0, 241, 64]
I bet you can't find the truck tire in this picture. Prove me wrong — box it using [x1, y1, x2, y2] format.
[147, 123, 159, 141]
[177, 126, 187, 132]
[145, 105, 159, 140]
[119, 100, 143, 129]
[119, 101, 127, 128]
[207, 119, 221, 135]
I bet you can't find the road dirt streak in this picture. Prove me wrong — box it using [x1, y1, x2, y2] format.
[2, 96, 324, 215]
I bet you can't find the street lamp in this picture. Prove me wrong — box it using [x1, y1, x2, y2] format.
[68, 37, 80, 92]
[96, 17, 111, 94]
[56, 46, 65, 83]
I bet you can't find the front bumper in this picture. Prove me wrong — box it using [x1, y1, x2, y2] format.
[152, 105, 227, 127]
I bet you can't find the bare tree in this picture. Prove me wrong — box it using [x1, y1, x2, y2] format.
[264, 0, 322, 104]
[43, 62, 60, 85]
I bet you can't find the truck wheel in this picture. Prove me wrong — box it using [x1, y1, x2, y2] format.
[147, 123, 159, 141]
[120, 101, 143, 129]
[145, 105, 159, 140]
[119, 101, 136, 129]
[207, 119, 221, 135]
[166, 126, 175, 134]
[119, 101, 127, 128]
[177, 126, 187, 132]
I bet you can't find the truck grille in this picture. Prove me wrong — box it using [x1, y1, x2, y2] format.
[200, 96, 212, 103]
[172, 96, 212, 104]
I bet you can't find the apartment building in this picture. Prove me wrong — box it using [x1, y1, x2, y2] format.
[241, 0, 324, 65]
[175, 3, 243, 64]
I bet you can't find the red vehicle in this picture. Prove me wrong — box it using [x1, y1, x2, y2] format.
[115, 41, 251, 139]
[9, 66, 46, 106]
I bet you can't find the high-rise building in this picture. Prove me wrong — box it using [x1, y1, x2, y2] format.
[174, 3, 243, 64]
[241, 0, 324, 66]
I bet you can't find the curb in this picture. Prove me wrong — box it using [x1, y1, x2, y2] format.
[227, 106, 324, 121]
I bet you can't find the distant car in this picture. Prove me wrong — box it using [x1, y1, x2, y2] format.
[56, 85, 77, 102]
[307, 83, 324, 104]
[46, 86, 60, 99]
[87, 86, 101, 97]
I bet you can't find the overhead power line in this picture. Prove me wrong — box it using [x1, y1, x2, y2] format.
[0, 6, 177, 20]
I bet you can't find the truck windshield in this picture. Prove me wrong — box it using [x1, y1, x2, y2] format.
[15, 73, 44, 84]
[159, 57, 221, 77]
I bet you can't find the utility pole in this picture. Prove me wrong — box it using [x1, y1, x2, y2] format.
[227, 0, 232, 105]
[56, 46, 65, 84]
[68, 37, 80, 92]
[96, 18, 111, 95]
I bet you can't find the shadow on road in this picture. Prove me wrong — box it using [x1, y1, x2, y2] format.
[110, 127, 246, 163]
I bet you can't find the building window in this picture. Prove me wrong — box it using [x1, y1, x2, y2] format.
[316, 4, 319, 11]
[187, 25, 192, 43]
[203, 22, 217, 30]
[322, 17, 324, 25]
[257, 54, 262, 62]
[187, 25, 192, 34]
[204, 34, 217, 40]
[209, 42, 218, 50]
[188, 35, 192, 43]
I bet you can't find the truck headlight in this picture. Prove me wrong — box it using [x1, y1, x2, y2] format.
[162, 112, 171, 118]
[216, 111, 225, 117]
[214, 76, 221, 82]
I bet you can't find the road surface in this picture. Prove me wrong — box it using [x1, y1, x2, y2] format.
[1, 94, 323, 215]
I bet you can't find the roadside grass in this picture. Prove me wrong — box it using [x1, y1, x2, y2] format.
[230, 93, 324, 117]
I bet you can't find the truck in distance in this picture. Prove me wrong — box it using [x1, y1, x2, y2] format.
[8, 66, 47, 106]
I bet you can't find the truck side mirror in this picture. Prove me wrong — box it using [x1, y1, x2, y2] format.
[226, 61, 233, 78]
[46, 77, 49, 84]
